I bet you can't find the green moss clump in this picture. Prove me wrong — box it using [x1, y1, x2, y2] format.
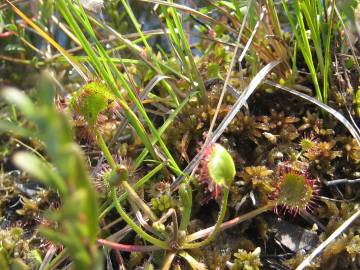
[231, 248, 262, 270]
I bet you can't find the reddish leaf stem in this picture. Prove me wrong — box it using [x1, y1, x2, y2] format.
[97, 238, 161, 252]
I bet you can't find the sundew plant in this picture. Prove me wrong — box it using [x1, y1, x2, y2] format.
[1, 0, 360, 269]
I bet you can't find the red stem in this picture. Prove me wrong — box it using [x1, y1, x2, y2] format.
[97, 238, 161, 252]
[0, 31, 15, 38]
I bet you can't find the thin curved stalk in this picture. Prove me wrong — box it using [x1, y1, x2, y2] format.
[39, 246, 57, 270]
[153, 208, 179, 244]
[185, 203, 274, 243]
[182, 188, 229, 249]
[122, 181, 158, 222]
[179, 184, 192, 231]
[96, 130, 116, 170]
[97, 238, 161, 252]
[99, 163, 164, 219]
[135, 211, 162, 237]
[111, 188, 168, 250]
[44, 250, 68, 270]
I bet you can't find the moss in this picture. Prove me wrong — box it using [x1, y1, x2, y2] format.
[284, 252, 319, 270]
[231, 248, 262, 270]
[240, 166, 274, 204]
[2, 4, 360, 268]
[201, 248, 231, 270]
[0, 227, 45, 267]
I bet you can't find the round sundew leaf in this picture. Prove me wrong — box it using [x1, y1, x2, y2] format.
[277, 172, 314, 210]
[69, 82, 116, 126]
[300, 138, 315, 151]
[207, 143, 236, 188]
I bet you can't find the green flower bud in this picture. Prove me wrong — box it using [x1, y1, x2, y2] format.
[108, 165, 129, 187]
[207, 143, 236, 188]
[151, 198, 158, 209]
[152, 222, 165, 232]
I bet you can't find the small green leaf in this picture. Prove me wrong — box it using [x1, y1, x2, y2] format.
[5, 24, 17, 32]
[178, 251, 207, 270]
[1, 88, 36, 117]
[13, 152, 67, 195]
[0, 120, 31, 137]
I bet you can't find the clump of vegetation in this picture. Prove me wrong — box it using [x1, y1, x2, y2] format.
[228, 248, 262, 270]
[1, 0, 360, 269]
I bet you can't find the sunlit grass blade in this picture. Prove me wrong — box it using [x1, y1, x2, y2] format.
[134, 91, 198, 169]
[116, 0, 179, 104]
[99, 91, 197, 220]
[323, 0, 335, 103]
[266, 0, 282, 37]
[4, 0, 89, 81]
[98, 88, 194, 218]
[57, 0, 161, 161]
[282, 0, 323, 102]
[154, 1, 207, 101]
[139, 0, 233, 32]
[68, 1, 182, 171]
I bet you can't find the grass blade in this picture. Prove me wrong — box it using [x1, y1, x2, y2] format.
[4, 0, 89, 81]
